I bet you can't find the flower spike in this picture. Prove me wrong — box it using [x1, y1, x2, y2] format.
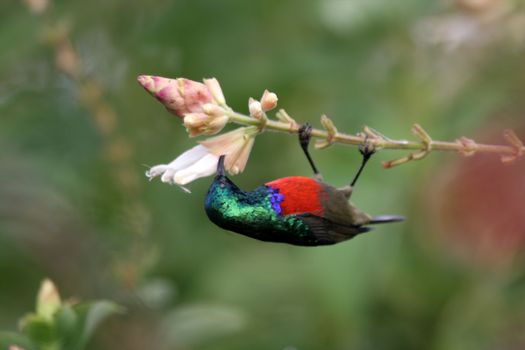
[139, 75, 524, 188]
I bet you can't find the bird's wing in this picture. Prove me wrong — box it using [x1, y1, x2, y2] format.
[295, 213, 371, 244]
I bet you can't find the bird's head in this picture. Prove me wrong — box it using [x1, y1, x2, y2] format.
[210, 155, 241, 192]
[205, 155, 244, 215]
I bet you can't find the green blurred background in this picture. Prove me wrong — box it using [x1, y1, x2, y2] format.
[2, 0, 525, 349]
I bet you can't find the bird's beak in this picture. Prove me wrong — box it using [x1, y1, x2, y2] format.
[217, 155, 226, 176]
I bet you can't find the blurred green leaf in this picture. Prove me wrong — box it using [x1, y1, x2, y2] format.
[0, 331, 36, 350]
[161, 304, 247, 348]
[3, 281, 122, 350]
[19, 315, 57, 349]
[75, 301, 124, 350]
[54, 304, 79, 349]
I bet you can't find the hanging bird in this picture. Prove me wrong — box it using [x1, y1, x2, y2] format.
[204, 124, 403, 246]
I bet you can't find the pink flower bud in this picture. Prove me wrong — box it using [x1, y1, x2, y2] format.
[202, 103, 226, 118]
[208, 115, 230, 134]
[183, 113, 209, 127]
[260, 90, 278, 111]
[248, 98, 263, 119]
[183, 113, 229, 137]
[203, 78, 226, 105]
[137, 75, 213, 118]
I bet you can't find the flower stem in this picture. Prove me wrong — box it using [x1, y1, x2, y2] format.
[225, 109, 524, 168]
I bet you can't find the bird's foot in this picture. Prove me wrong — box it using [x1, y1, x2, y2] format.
[358, 135, 376, 160]
[298, 123, 313, 148]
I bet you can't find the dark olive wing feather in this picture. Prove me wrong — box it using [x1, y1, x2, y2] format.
[369, 215, 405, 224]
[296, 213, 371, 245]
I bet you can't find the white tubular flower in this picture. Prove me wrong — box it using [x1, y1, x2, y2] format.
[173, 153, 218, 185]
[146, 145, 219, 190]
[146, 127, 259, 190]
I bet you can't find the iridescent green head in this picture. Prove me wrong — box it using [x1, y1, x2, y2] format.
[206, 155, 242, 196]
[204, 155, 244, 224]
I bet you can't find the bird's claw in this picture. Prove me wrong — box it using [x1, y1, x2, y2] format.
[299, 123, 313, 147]
[358, 135, 376, 159]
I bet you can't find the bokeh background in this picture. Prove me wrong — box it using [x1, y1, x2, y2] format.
[2, 0, 525, 349]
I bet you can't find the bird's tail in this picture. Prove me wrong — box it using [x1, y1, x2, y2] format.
[369, 215, 404, 224]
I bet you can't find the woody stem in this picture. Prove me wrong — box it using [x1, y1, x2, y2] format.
[225, 110, 524, 163]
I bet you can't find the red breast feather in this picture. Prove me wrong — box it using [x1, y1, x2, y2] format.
[266, 176, 325, 216]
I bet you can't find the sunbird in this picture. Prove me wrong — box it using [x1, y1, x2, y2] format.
[205, 124, 403, 246]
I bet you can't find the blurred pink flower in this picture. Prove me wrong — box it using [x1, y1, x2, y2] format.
[9, 346, 25, 350]
[426, 125, 525, 265]
[22, 0, 48, 14]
